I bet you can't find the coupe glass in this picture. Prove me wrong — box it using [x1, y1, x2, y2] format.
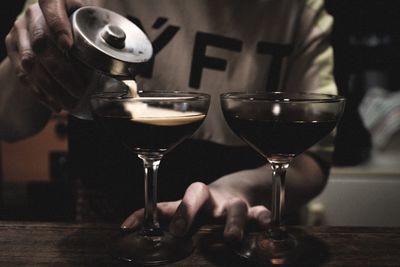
[220, 92, 345, 264]
[90, 90, 210, 265]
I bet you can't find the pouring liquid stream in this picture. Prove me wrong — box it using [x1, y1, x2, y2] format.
[121, 80, 205, 126]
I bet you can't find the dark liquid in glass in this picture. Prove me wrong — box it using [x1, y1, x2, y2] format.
[98, 114, 205, 153]
[225, 116, 336, 158]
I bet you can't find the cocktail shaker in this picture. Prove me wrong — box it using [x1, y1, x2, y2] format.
[68, 6, 153, 119]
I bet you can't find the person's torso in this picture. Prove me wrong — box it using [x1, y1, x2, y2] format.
[67, 0, 333, 221]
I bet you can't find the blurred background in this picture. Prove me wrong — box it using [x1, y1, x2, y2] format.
[308, 0, 400, 227]
[1, 0, 400, 226]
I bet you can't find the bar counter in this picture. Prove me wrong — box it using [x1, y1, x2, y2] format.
[0, 221, 399, 266]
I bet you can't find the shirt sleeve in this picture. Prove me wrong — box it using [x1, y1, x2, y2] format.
[284, 0, 338, 171]
[284, 0, 336, 95]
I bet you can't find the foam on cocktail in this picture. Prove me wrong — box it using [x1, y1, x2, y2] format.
[122, 80, 205, 126]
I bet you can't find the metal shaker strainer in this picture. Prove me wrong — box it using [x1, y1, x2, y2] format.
[70, 6, 153, 77]
[68, 6, 153, 119]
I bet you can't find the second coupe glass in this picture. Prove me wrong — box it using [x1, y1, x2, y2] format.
[220, 92, 345, 264]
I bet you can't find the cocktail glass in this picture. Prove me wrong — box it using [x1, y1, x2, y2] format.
[220, 92, 345, 264]
[90, 90, 210, 265]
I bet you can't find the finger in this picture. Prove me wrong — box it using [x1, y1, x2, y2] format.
[121, 209, 144, 230]
[5, 28, 24, 76]
[12, 15, 36, 71]
[248, 205, 271, 230]
[5, 21, 29, 79]
[16, 26, 35, 71]
[223, 198, 248, 242]
[39, 0, 83, 51]
[157, 200, 181, 218]
[169, 182, 211, 237]
[120, 201, 181, 230]
[26, 3, 51, 54]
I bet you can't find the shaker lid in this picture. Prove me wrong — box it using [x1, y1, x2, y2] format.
[71, 6, 153, 77]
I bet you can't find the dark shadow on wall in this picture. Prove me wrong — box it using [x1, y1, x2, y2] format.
[0, 0, 25, 60]
[0, 0, 27, 216]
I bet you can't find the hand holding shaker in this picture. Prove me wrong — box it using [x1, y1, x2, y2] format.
[68, 6, 153, 119]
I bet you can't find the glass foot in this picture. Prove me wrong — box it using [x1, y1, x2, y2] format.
[234, 230, 298, 265]
[112, 230, 194, 266]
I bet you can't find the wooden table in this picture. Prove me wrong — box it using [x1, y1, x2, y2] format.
[0, 221, 400, 266]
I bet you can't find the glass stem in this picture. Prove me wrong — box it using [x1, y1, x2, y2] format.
[139, 154, 163, 236]
[270, 162, 290, 230]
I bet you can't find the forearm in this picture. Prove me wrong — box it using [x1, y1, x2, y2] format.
[209, 153, 328, 213]
[0, 58, 51, 142]
[285, 153, 328, 211]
